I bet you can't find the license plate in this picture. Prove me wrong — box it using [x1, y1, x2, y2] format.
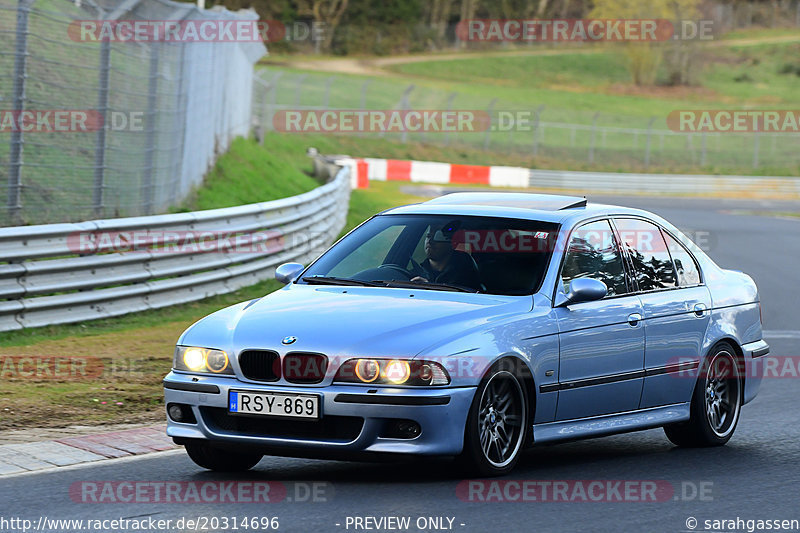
[228, 390, 320, 419]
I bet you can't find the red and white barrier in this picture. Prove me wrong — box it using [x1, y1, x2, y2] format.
[335, 157, 530, 190]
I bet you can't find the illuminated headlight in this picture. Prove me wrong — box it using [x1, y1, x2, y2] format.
[173, 346, 233, 375]
[335, 359, 450, 386]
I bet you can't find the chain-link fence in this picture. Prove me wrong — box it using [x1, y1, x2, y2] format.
[253, 68, 800, 174]
[0, 0, 265, 227]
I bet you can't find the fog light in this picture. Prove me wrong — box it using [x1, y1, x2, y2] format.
[167, 403, 185, 422]
[167, 403, 196, 424]
[383, 360, 411, 384]
[384, 419, 421, 439]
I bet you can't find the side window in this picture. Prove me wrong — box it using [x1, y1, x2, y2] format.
[614, 218, 677, 292]
[561, 220, 628, 297]
[663, 232, 702, 286]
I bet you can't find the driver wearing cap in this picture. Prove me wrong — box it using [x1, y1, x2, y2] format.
[411, 223, 482, 290]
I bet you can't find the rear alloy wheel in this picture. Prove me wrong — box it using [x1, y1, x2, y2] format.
[664, 343, 742, 447]
[184, 441, 263, 472]
[461, 366, 527, 476]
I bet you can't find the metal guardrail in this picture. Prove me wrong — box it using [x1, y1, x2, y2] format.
[528, 169, 800, 198]
[0, 165, 351, 332]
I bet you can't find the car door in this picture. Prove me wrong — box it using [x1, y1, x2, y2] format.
[613, 218, 712, 408]
[553, 219, 646, 421]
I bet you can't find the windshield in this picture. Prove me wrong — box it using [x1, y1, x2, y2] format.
[301, 214, 560, 295]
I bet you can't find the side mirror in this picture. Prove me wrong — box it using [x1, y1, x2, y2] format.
[556, 278, 608, 307]
[275, 263, 305, 285]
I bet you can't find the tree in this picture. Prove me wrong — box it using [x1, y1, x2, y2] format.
[589, 0, 701, 86]
[295, 0, 350, 52]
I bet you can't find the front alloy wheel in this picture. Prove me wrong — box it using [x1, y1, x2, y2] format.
[664, 343, 742, 447]
[461, 366, 527, 476]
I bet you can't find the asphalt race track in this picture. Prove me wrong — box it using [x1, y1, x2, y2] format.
[1, 194, 798, 533]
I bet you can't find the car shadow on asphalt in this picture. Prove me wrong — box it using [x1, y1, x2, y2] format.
[179, 429, 769, 484]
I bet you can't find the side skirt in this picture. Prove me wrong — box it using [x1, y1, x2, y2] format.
[532, 403, 691, 445]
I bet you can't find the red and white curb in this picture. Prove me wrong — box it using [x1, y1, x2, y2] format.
[331, 155, 800, 199]
[0, 425, 175, 475]
[335, 157, 530, 189]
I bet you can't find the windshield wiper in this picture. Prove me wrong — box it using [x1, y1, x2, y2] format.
[302, 276, 382, 287]
[375, 279, 479, 293]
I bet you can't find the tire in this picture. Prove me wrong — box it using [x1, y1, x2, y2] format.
[664, 342, 742, 447]
[184, 441, 263, 472]
[460, 363, 528, 476]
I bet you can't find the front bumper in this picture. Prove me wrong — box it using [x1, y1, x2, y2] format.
[163, 371, 476, 457]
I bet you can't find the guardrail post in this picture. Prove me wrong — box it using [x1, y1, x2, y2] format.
[588, 112, 599, 164]
[142, 42, 160, 215]
[644, 117, 656, 168]
[483, 98, 497, 150]
[93, 36, 112, 218]
[6, 0, 33, 226]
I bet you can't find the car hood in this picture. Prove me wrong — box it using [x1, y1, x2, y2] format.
[180, 284, 531, 359]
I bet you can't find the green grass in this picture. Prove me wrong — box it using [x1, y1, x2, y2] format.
[257, 35, 800, 175]
[180, 136, 321, 210]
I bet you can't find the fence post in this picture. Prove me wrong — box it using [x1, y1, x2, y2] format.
[483, 98, 497, 150]
[644, 117, 656, 168]
[752, 132, 760, 169]
[532, 105, 544, 156]
[399, 84, 414, 143]
[700, 131, 707, 166]
[93, 31, 112, 218]
[588, 112, 599, 164]
[265, 72, 282, 141]
[142, 43, 160, 216]
[323, 76, 336, 110]
[359, 80, 371, 110]
[293, 74, 308, 108]
[6, 0, 33, 226]
[444, 92, 457, 146]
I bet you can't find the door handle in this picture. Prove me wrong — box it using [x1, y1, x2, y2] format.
[628, 313, 642, 327]
[693, 303, 707, 317]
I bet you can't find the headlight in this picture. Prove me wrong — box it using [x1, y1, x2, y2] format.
[173, 346, 233, 375]
[335, 359, 450, 386]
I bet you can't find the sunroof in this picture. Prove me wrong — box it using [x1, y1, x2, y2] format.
[425, 193, 587, 211]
